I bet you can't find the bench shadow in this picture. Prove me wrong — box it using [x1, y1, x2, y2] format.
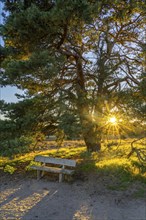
[1, 173, 145, 220]
[22, 182, 92, 220]
[0, 177, 57, 219]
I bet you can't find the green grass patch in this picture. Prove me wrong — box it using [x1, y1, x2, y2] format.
[133, 188, 146, 198]
[0, 140, 146, 188]
[0, 145, 86, 173]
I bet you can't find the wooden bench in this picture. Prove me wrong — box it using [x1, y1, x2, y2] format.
[30, 155, 76, 182]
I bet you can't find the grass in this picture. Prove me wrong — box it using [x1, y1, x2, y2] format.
[0, 139, 146, 195]
[0, 143, 86, 170]
[133, 188, 146, 198]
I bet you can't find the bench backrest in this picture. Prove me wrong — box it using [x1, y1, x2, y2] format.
[35, 155, 76, 167]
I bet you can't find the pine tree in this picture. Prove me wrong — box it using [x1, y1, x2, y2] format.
[1, 0, 145, 152]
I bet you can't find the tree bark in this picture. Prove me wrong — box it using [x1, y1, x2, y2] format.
[76, 57, 101, 152]
[84, 129, 101, 152]
[79, 111, 101, 152]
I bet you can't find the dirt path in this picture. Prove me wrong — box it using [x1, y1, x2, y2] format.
[0, 172, 146, 220]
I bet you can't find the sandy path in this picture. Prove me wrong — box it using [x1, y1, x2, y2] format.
[0, 173, 146, 220]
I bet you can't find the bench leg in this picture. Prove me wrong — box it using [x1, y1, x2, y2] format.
[37, 170, 41, 180]
[41, 171, 45, 178]
[59, 173, 63, 182]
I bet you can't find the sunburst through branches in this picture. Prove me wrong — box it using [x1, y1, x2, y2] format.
[91, 102, 134, 143]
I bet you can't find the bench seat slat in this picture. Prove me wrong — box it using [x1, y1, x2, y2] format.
[31, 165, 74, 175]
[34, 156, 76, 167]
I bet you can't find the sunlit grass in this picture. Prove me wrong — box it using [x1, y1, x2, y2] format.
[0, 139, 146, 190]
[0, 156, 9, 165]
[0, 144, 86, 169]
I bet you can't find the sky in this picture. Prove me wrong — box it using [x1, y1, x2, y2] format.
[0, 1, 22, 103]
[0, 86, 24, 103]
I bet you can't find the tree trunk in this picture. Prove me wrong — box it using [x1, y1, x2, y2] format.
[77, 94, 101, 152]
[80, 115, 101, 152]
[75, 57, 101, 152]
[84, 129, 101, 152]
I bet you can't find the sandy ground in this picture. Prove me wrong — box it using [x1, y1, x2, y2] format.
[0, 172, 146, 220]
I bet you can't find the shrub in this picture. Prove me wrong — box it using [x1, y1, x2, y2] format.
[25, 160, 41, 171]
[0, 136, 33, 157]
[4, 164, 16, 174]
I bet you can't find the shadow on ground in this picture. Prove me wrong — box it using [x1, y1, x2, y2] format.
[0, 172, 146, 220]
